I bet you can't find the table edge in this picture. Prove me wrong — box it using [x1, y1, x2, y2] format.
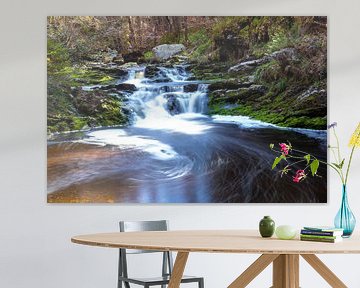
[71, 236, 360, 255]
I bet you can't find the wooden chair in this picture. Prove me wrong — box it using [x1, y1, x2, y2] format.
[118, 220, 204, 288]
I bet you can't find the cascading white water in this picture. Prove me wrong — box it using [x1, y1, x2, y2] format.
[120, 65, 210, 134]
[125, 66, 208, 121]
[157, 66, 188, 81]
[186, 84, 208, 113]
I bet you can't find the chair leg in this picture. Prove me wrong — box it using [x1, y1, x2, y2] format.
[199, 278, 204, 288]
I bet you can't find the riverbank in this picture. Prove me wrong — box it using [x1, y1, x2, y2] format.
[189, 47, 326, 130]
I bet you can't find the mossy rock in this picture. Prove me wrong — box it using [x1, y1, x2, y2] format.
[47, 115, 89, 133]
[144, 65, 161, 78]
[208, 85, 267, 106]
[47, 87, 128, 134]
[98, 83, 137, 92]
[208, 80, 253, 92]
[189, 63, 232, 81]
[183, 84, 199, 92]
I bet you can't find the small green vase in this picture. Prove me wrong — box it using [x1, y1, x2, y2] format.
[259, 216, 275, 238]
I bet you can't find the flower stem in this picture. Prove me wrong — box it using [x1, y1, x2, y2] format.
[345, 145, 356, 185]
[333, 127, 342, 165]
[318, 159, 344, 183]
[333, 127, 346, 182]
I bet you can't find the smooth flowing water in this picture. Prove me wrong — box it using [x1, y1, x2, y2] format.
[47, 65, 327, 203]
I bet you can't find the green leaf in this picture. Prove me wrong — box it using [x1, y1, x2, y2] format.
[269, 143, 274, 149]
[332, 159, 345, 169]
[339, 158, 345, 169]
[310, 159, 320, 176]
[304, 154, 311, 164]
[332, 162, 340, 169]
[272, 155, 285, 170]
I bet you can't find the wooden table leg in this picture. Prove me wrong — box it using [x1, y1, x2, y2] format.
[168, 252, 189, 288]
[272, 254, 299, 288]
[301, 254, 347, 288]
[228, 254, 279, 288]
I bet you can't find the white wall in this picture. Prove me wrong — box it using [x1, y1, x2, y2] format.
[1, 0, 360, 287]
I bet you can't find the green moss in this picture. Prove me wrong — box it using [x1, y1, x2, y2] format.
[265, 31, 293, 53]
[274, 78, 288, 93]
[47, 38, 71, 74]
[144, 50, 155, 61]
[212, 17, 250, 37]
[71, 117, 88, 130]
[190, 40, 212, 62]
[48, 96, 127, 134]
[186, 29, 214, 62]
[96, 97, 127, 126]
[47, 115, 87, 133]
[70, 68, 115, 86]
[207, 102, 326, 130]
[281, 116, 326, 130]
[254, 60, 281, 83]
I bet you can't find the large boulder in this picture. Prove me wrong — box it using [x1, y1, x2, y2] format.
[152, 44, 185, 60]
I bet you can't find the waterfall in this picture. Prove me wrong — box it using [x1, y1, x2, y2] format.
[186, 84, 208, 113]
[124, 66, 208, 123]
[157, 66, 188, 81]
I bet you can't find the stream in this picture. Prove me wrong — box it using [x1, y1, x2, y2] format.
[47, 65, 327, 203]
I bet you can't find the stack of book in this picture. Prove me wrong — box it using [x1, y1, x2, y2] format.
[300, 226, 344, 243]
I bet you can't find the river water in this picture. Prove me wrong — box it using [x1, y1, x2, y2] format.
[47, 65, 327, 203]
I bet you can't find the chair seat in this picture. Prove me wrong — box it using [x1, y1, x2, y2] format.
[119, 275, 203, 286]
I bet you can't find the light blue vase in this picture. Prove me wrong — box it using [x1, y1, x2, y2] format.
[334, 185, 356, 237]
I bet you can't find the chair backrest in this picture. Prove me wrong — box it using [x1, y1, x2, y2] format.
[120, 220, 168, 232]
[119, 220, 169, 254]
[118, 220, 173, 282]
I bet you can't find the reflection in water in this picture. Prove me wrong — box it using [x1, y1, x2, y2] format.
[47, 66, 327, 203]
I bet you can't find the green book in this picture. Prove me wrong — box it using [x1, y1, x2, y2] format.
[300, 236, 342, 243]
[300, 234, 339, 240]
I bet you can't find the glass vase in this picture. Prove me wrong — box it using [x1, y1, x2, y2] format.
[334, 185, 356, 237]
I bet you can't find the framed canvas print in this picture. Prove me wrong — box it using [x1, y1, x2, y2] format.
[47, 16, 327, 203]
